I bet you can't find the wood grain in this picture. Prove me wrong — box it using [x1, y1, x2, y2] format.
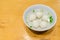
[0, 0, 60, 40]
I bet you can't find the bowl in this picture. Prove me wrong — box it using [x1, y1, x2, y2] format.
[23, 4, 57, 31]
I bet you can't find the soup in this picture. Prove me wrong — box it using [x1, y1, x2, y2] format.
[26, 9, 53, 30]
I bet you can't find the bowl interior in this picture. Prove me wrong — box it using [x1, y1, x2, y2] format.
[23, 4, 57, 31]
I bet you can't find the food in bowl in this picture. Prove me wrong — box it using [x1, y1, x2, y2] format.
[23, 4, 57, 31]
[26, 9, 53, 29]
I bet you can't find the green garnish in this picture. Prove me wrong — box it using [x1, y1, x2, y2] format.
[33, 9, 35, 12]
[30, 26, 32, 28]
[49, 16, 53, 23]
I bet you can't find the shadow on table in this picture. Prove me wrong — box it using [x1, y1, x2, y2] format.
[25, 25, 55, 35]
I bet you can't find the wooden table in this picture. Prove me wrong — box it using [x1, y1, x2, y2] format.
[0, 0, 60, 40]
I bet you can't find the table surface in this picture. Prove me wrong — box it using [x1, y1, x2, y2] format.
[0, 0, 60, 40]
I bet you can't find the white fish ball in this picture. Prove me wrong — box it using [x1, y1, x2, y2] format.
[29, 14, 36, 21]
[36, 12, 43, 18]
[32, 20, 40, 28]
[40, 21, 48, 28]
[42, 15, 50, 22]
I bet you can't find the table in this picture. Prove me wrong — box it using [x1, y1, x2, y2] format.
[0, 0, 60, 40]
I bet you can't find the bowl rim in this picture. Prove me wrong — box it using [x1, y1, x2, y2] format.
[23, 4, 57, 31]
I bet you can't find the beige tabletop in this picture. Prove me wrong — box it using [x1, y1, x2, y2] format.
[0, 0, 60, 40]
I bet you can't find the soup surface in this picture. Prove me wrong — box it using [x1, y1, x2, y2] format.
[26, 9, 53, 30]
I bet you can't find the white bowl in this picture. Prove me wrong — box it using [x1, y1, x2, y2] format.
[23, 4, 57, 31]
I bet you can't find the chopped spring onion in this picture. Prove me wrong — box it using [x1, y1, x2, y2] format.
[50, 16, 53, 23]
[30, 26, 32, 28]
[33, 9, 35, 12]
